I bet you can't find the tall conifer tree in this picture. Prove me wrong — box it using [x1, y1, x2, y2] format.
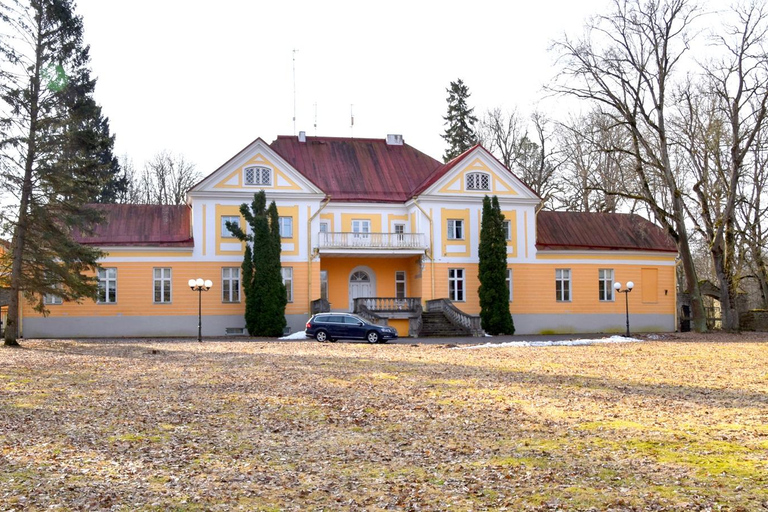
[442, 79, 478, 162]
[478, 195, 515, 335]
[0, 0, 121, 345]
[226, 191, 287, 337]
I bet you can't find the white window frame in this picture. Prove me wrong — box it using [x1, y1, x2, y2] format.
[466, 172, 490, 191]
[222, 267, 240, 303]
[244, 166, 272, 186]
[556, 268, 571, 302]
[44, 289, 63, 305]
[394, 223, 405, 243]
[319, 221, 329, 233]
[98, 267, 117, 304]
[599, 269, 615, 302]
[506, 268, 513, 302]
[352, 219, 371, 239]
[447, 219, 464, 240]
[221, 216, 240, 238]
[448, 268, 465, 302]
[395, 271, 406, 300]
[279, 216, 293, 238]
[153, 267, 172, 304]
[282, 267, 293, 303]
[503, 220, 511, 241]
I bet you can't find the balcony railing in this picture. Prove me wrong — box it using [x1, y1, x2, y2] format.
[354, 297, 422, 313]
[318, 232, 427, 250]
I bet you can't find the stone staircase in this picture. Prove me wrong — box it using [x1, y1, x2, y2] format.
[418, 311, 472, 337]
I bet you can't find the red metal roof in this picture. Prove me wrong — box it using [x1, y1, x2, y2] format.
[536, 211, 677, 252]
[75, 204, 194, 247]
[269, 136, 443, 202]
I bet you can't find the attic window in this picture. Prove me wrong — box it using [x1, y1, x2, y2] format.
[244, 166, 271, 186]
[466, 172, 490, 191]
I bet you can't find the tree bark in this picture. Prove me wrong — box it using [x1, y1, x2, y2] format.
[4, 18, 43, 347]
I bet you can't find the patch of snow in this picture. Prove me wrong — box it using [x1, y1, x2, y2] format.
[456, 335, 643, 349]
[279, 330, 309, 340]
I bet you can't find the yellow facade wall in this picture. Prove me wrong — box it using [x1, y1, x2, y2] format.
[423, 260, 675, 317]
[441, 208, 470, 257]
[341, 213, 382, 232]
[388, 318, 410, 337]
[320, 256, 421, 310]
[23, 261, 313, 319]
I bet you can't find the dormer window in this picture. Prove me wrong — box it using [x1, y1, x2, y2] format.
[466, 172, 490, 191]
[244, 166, 272, 186]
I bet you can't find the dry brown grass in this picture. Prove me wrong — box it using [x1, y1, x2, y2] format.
[1, 333, 768, 511]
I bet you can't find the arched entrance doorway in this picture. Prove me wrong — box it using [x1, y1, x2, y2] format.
[349, 268, 374, 310]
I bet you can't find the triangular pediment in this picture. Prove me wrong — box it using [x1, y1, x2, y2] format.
[421, 147, 539, 201]
[189, 138, 324, 196]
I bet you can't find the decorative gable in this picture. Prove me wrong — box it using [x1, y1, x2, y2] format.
[423, 148, 539, 201]
[190, 138, 323, 197]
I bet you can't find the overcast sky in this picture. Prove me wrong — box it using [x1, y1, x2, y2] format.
[72, 0, 622, 175]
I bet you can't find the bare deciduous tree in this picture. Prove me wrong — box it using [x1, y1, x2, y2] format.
[478, 109, 562, 209]
[132, 151, 200, 206]
[558, 109, 632, 212]
[551, 0, 709, 331]
[675, 1, 768, 330]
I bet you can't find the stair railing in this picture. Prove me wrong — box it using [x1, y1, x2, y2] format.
[425, 298, 485, 337]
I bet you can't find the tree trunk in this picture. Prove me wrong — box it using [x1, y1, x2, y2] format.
[4, 21, 43, 347]
[673, 195, 708, 333]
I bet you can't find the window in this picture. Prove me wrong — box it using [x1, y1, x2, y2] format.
[44, 290, 63, 305]
[153, 268, 172, 303]
[447, 219, 464, 240]
[556, 268, 571, 302]
[98, 268, 117, 304]
[503, 220, 511, 241]
[599, 269, 614, 301]
[222, 267, 240, 303]
[320, 270, 328, 300]
[282, 267, 293, 302]
[506, 268, 513, 302]
[466, 172, 490, 191]
[395, 271, 406, 299]
[448, 268, 465, 301]
[221, 216, 240, 238]
[319, 222, 329, 233]
[244, 166, 271, 185]
[352, 219, 370, 239]
[394, 223, 405, 242]
[279, 216, 293, 238]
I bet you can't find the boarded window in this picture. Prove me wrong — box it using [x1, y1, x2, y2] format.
[641, 268, 658, 303]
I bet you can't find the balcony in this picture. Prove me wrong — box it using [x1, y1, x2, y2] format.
[317, 232, 428, 256]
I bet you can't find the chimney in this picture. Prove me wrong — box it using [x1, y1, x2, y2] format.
[298, 131, 306, 143]
[386, 134, 403, 146]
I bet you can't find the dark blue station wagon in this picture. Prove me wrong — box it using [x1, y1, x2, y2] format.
[305, 313, 398, 344]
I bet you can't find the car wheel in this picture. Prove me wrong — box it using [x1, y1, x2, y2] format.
[315, 330, 328, 342]
[366, 331, 379, 344]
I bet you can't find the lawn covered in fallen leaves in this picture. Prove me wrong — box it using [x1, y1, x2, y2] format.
[2, 335, 768, 511]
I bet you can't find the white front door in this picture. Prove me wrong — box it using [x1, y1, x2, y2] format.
[349, 270, 372, 310]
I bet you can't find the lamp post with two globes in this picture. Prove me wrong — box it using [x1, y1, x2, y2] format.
[189, 278, 213, 342]
[613, 281, 634, 337]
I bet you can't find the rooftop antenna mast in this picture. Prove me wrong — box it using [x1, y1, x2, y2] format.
[314, 102, 318, 135]
[350, 104, 354, 138]
[292, 49, 298, 135]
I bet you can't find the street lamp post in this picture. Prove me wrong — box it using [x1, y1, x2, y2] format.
[613, 281, 634, 337]
[189, 278, 213, 342]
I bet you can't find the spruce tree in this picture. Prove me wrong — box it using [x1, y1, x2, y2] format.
[1, 0, 120, 345]
[478, 196, 515, 335]
[226, 191, 287, 337]
[442, 79, 478, 162]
